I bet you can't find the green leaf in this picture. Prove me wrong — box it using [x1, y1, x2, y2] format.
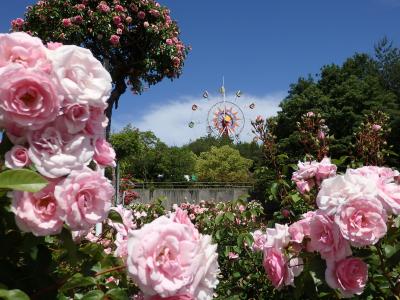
[225, 212, 235, 222]
[215, 213, 223, 225]
[81, 290, 104, 300]
[60, 274, 96, 292]
[105, 288, 128, 299]
[108, 209, 123, 223]
[0, 169, 48, 192]
[0, 289, 30, 300]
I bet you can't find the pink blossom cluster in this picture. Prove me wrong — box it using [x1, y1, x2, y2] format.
[260, 224, 304, 290]
[278, 165, 400, 297]
[126, 208, 219, 300]
[291, 157, 337, 194]
[0, 32, 116, 235]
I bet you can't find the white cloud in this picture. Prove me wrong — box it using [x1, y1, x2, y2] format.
[112, 92, 285, 146]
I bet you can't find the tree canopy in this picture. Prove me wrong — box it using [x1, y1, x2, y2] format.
[195, 145, 253, 183]
[17, 0, 189, 134]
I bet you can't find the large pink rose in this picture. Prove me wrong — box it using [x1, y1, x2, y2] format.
[48, 45, 112, 107]
[335, 197, 387, 247]
[325, 257, 368, 298]
[263, 248, 303, 289]
[0, 32, 50, 71]
[126, 216, 218, 299]
[317, 172, 377, 215]
[308, 211, 351, 261]
[5, 145, 30, 169]
[28, 126, 94, 178]
[84, 105, 109, 137]
[11, 180, 64, 236]
[93, 138, 116, 167]
[378, 182, 400, 215]
[54, 167, 114, 230]
[0, 65, 61, 129]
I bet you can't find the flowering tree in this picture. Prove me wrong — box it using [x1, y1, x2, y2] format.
[13, 0, 189, 134]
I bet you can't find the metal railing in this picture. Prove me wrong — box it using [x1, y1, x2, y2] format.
[120, 181, 253, 189]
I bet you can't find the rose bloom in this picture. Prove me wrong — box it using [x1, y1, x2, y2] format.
[0, 32, 50, 70]
[228, 252, 239, 260]
[48, 45, 112, 107]
[315, 157, 337, 185]
[28, 126, 94, 178]
[5, 145, 30, 169]
[47, 42, 63, 50]
[84, 105, 109, 137]
[126, 216, 219, 299]
[325, 257, 368, 298]
[263, 248, 303, 289]
[292, 160, 318, 194]
[62, 18, 72, 27]
[264, 223, 290, 250]
[12, 180, 64, 236]
[58, 101, 90, 134]
[0, 65, 61, 130]
[54, 167, 114, 231]
[146, 295, 194, 300]
[251, 230, 266, 252]
[308, 211, 351, 261]
[316, 172, 377, 215]
[93, 138, 116, 167]
[110, 34, 120, 45]
[335, 196, 387, 247]
[288, 211, 315, 244]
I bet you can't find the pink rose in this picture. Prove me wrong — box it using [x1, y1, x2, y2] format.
[137, 11, 146, 19]
[166, 39, 173, 45]
[126, 216, 219, 298]
[54, 167, 114, 230]
[228, 252, 239, 260]
[251, 230, 266, 252]
[265, 223, 290, 250]
[143, 21, 150, 28]
[28, 126, 94, 178]
[372, 124, 381, 131]
[317, 172, 377, 215]
[335, 197, 387, 247]
[48, 45, 112, 107]
[113, 16, 122, 25]
[108, 205, 136, 236]
[58, 102, 90, 134]
[315, 157, 337, 184]
[47, 42, 63, 50]
[263, 248, 303, 289]
[0, 65, 61, 130]
[306, 112, 314, 117]
[5, 145, 30, 169]
[288, 212, 314, 244]
[308, 211, 351, 261]
[378, 182, 400, 215]
[146, 295, 194, 300]
[325, 257, 368, 298]
[0, 32, 49, 70]
[11, 18, 24, 28]
[292, 161, 318, 194]
[110, 34, 120, 45]
[84, 105, 109, 137]
[62, 18, 72, 27]
[115, 4, 125, 12]
[170, 207, 200, 240]
[93, 138, 116, 167]
[11, 180, 64, 236]
[126, 16, 133, 23]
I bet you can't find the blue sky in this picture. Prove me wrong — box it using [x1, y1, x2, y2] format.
[1, 0, 400, 144]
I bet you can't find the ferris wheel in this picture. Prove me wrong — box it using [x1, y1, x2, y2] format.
[188, 79, 256, 141]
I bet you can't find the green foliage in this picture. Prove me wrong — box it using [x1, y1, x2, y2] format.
[110, 125, 196, 181]
[195, 145, 253, 182]
[0, 169, 48, 193]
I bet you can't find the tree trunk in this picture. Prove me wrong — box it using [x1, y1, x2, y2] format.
[105, 79, 127, 139]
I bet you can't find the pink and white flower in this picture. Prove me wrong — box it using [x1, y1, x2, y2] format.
[54, 167, 114, 230]
[93, 138, 116, 167]
[5, 145, 30, 169]
[12, 180, 64, 236]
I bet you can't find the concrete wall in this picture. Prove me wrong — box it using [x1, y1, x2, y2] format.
[132, 188, 250, 208]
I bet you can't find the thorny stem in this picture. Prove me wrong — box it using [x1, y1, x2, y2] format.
[95, 265, 126, 277]
[375, 243, 397, 294]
